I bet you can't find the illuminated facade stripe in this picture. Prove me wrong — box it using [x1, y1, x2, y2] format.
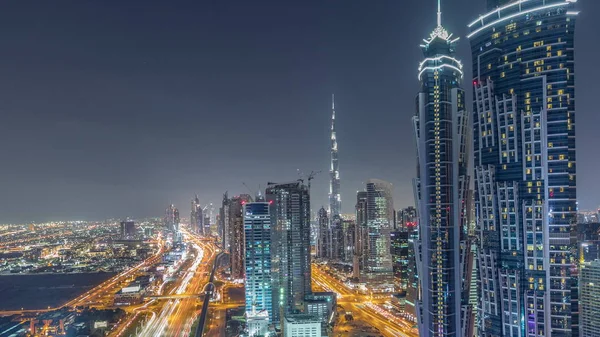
[413, 3, 474, 336]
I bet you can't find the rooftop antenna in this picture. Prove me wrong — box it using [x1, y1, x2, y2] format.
[437, 0, 442, 27]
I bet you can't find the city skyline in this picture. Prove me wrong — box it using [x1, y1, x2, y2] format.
[1, 1, 598, 223]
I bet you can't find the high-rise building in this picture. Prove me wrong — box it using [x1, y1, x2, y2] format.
[120, 221, 136, 240]
[219, 192, 230, 249]
[244, 202, 273, 329]
[165, 204, 180, 241]
[229, 194, 252, 279]
[413, 2, 473, 336]
[267, 181, 311, 326]
[390, 231, 409, 290]
[398, 206, 418, 231]
[342, 219, 355, 262]
[354, 191, 368, 279]
[191, 195, 203, 235]
[304, 292, 336, 337]
[580, 260, 600, 337]
[405, 225, 420, 322]
[363, 179, 394, 291]
[468, 1, 579, 336]
[329, 94, 341, 220]
[316, 207, 330, 259]
[329, 216, 343, 261]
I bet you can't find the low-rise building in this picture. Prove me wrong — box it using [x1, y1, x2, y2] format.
[283, 314, 321, 337]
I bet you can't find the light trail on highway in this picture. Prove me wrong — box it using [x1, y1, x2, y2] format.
[133, 229, 217, 337]
[311, 264, 418, 337]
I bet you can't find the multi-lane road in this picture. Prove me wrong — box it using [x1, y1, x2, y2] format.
[132, 229, 217, 337]
[312, 264, 418, 337]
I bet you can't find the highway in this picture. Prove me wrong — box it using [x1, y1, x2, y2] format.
[133, 229, 217, 337]
[312, 264, 418, 337]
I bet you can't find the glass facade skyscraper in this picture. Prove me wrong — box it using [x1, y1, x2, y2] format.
[413, 2, 473, 336]
[363, 179, 394, 291]
[468, 1, 578, 336]
[266, 181, 311, 327]
[244, 202, 273, 326]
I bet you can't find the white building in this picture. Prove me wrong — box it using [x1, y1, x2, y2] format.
[283, 315, 321, 337]
[247, 310, 270, 337]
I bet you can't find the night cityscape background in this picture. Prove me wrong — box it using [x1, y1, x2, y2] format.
[0, 1, 598, 337]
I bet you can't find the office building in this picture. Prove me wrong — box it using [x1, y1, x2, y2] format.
[329, 216, 343, 261]
[468, 0, 579, 335]
[390, 231, 409, 290]
[219, 192, 230, 250]
[413, 1, 473, 335]
[304, 292, 336, 336]
[120, 221, 135, 240]
[165, 204, 180, 241]
[283, 315, 321, 337]
[580, 260, 600, 337]
[191, 195, 203, 235]
[363, 179, 394, 291]
[244, 202, 273, 328]
[354, 191, 368, 279]
[230, 194, 252, 279]
[397, 206, 417, 231]
[267, 181, 311, 326]
[329, 94, 341, 220]
[316, 207, 329, 259]
[342, 219, 355, 262]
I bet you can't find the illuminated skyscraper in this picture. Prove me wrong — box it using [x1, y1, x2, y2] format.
[244, 202, 273, 331]
[120, 220, 136, 240]
[468, 1, 579, 335]
[219, 192, 230, 249]
[354, 191, 368, 279]
[267, 181, 311, 327]
[191, 195, 203, 235]
[363, 179, 394, 291]
[165, 204, 180, 235]
[229, 194, 252, 279]
[413, 1, 473, 336]
[328, 94, 341, 219]
[316, 207, 329, 259]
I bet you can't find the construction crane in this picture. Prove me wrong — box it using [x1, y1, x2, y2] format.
[297, 169, 321, 192]
[242, 182, 255, 202]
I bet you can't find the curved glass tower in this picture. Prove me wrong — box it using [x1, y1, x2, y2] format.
[468, 1, 578, 336]
[413, 2, 473, 336]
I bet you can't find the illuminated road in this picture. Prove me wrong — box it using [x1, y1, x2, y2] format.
[312, 265, 418, 337]
[133, 229, 217, 337]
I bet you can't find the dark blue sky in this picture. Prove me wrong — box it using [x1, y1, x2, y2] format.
[0, 1, 598, 223]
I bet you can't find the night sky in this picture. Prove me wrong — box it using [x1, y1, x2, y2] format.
[0, 1, 598, 223]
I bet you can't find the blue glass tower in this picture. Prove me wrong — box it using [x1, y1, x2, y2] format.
[468, 1, 578, 336]
[413, 1, 474, 336]
[244, 202, 273, 324]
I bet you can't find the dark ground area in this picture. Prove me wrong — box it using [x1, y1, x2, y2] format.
[0, 272, 115, 310]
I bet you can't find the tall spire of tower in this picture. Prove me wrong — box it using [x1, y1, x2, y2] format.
[437, 0, 442, 27]
[329, 94, 341, 219]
